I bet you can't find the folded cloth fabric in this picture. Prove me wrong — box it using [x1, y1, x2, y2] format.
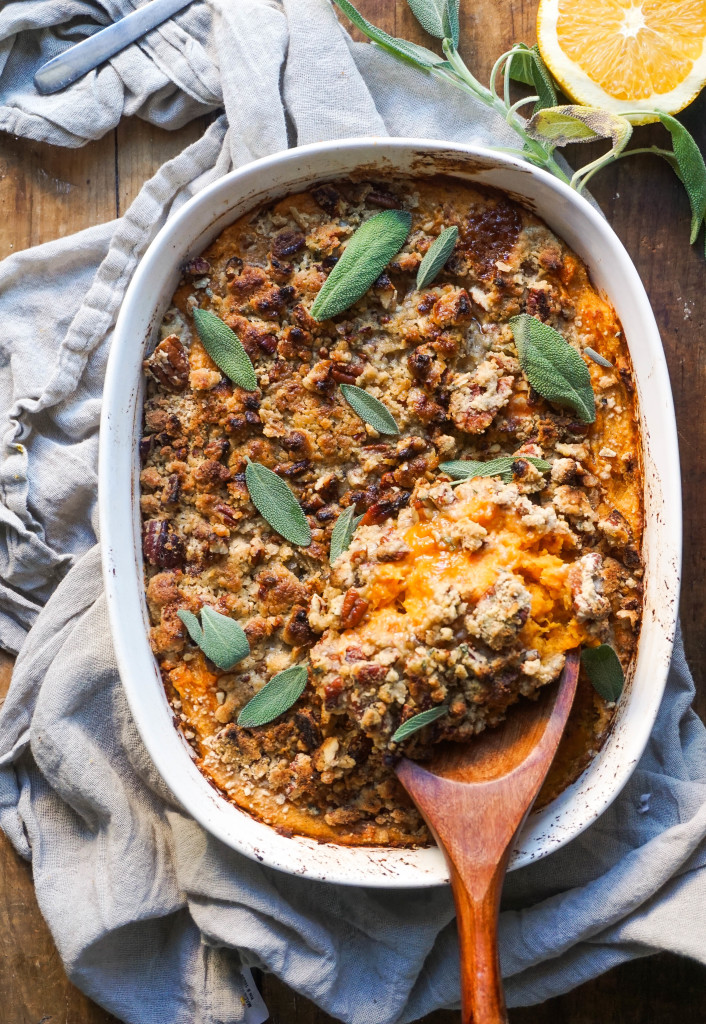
[0, 2, 703, 1022]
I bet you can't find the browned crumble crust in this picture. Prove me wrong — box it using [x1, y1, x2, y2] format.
[140, 176, 643, 847]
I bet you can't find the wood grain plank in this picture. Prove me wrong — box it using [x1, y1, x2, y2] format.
[0, 833, 120, 1024]
[259, 954, 706, 1024]
[586, 123, 706, 716]
[0, 134, 117, 260]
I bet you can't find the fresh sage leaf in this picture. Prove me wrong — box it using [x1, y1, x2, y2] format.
[510, 313, 596, 423]
[584, 346, 613, 368]
[245, 459, 312, 547]
[333, 0, 448, 71]
[527, 105, 632, 154]
[177, 607, 250, 670]
[330, 505, 364, 564]
[527, 106, 599, 145]
[177, 609, 203, 645]
[340, 384, 400, 435]
[392, 705, 449, 743]
[201, 607, 251, 670]
[192, 308, 258, 391]
[507, 43, 556, 113]
[310, 210, 412, 321]
[658, 113, 706, 244]
[581, 644, 624, 702]
[507, 42, 534, 86]
[416, 225, 458, 288]
[440, 455, 550, 484]
[444, 0, 460, 47]
[406, 0, 459, 46]
[237, 665, 309, 728]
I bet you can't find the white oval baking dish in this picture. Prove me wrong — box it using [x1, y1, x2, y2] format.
[100, 139, 681, 887]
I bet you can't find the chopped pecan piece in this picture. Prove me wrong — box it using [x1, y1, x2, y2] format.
[294, 710, 322, 751]
[525, 286, 560, 322]
[330, 361, 364, 384]
[360, 491, 411, 526]
[214, 502, 240, 526]
[144, 335, 189, 392]
[281, 430, 313, 456]
[365, 185, 400, 208]
[143, 520, 184, 568]
[182, 256, 211, 276]
[283, 606, 317, 646]
[272, 229, 306, 259]
[203, 438, 230, 461]
[310, 184, 341, 215]
[273, 459, 310, 478]
[340, 590, 370, 629]
[224, 256, 243, 279]
[431, 288, 473, 328]
[162, 474, 181, 505]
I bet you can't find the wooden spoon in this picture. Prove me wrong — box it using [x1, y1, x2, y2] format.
[396, 650, 580, 1024]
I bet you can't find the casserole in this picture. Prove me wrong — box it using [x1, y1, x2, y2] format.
[100, 139, 681, 886]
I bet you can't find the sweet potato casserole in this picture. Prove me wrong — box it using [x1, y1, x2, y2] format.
[140, 176, 643, 847]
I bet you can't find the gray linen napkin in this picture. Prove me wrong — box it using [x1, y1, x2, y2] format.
[0, 2, 704, 1022]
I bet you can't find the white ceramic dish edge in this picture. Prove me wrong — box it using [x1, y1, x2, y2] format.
[100, 138, 681, 887]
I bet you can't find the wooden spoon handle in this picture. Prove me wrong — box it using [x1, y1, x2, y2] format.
[450, 860, 508, 1024]
[397, 655, 580, 1023]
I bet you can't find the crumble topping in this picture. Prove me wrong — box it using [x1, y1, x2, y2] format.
[140, 176, 643, 846]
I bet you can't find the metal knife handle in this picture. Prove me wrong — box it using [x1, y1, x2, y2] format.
[34, 0, 194, 95]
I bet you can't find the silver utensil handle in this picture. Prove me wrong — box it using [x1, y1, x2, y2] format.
[34, 0, 193, 95]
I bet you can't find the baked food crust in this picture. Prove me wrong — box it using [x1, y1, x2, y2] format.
[140, 175, 643, 847]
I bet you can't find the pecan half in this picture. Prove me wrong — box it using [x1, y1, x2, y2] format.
[143, 520, 184, 568]
[144, 335, 189, 392]
[360, 491, 410, 526]
[341, 590, 370, 629]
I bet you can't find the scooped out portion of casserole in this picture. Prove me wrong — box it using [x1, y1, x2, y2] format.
[140, 175, 643, 847]
[309, 474, 609, 757]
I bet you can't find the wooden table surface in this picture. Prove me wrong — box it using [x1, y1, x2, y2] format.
[1, 2, 706, 1022]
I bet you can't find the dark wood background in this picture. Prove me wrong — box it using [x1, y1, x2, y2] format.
[1, 1, 705, 1021]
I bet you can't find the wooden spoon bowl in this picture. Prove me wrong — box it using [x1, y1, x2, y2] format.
[396, 650, 580, 1024]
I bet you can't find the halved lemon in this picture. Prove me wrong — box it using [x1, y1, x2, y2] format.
[537, 0, 706, 124]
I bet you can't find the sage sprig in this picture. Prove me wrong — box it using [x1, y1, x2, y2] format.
[244, 459, 312, 546]
[392, 705, 449, 743]
[440, 455, 550, 484]
[237, 665, 309, 727]
[330, 504, 364, 564]
[510, 314, 596, 423]
[310, 210, 412, 321]
[340, 384, 400, 435]
[192, 309, 258, 391]
[581, 644, 624, 702]
[507, 42, 556, 114]
[334, 0, 449, 70]
[416, 225, 459, 288]
[334, 0, 706, 256]
[177, 606, 250, 671]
